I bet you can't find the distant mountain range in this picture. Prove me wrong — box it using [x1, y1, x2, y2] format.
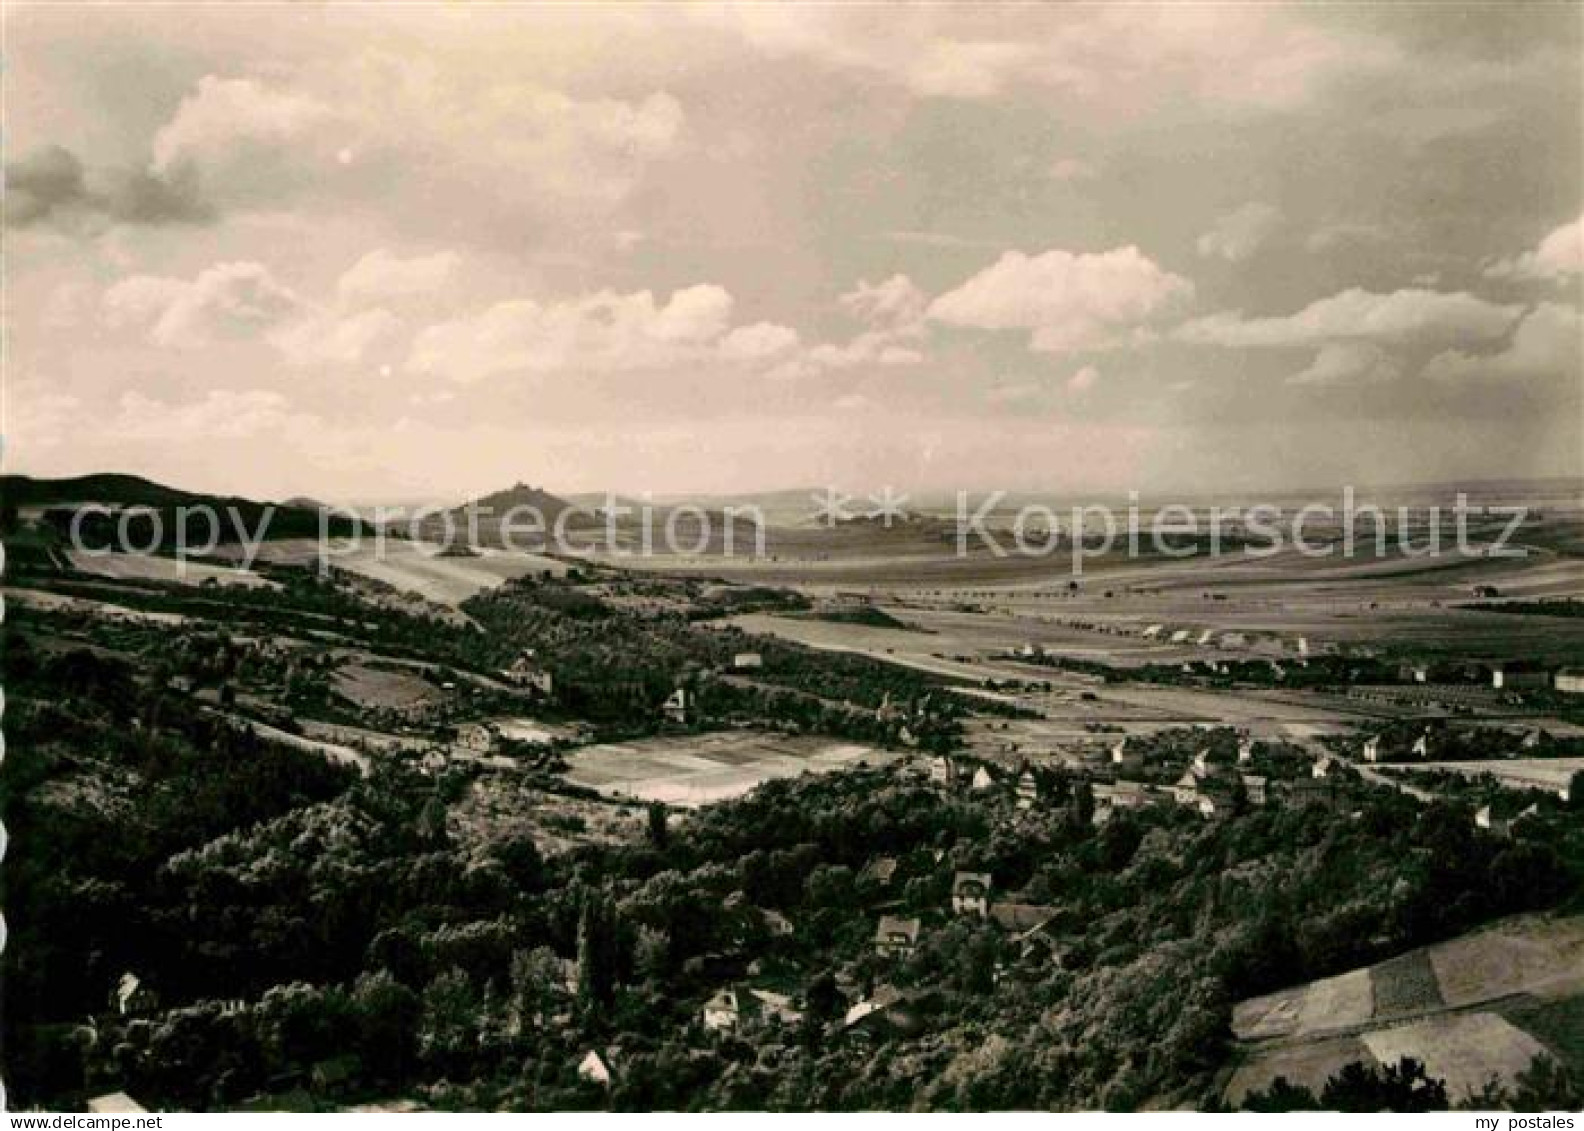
[0, 473, 369, 545]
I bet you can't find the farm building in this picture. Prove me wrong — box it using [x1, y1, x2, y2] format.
[842, 987, 923, 1038]
[1493, 662, 1551, 690]
[112, 972, 157, 1016]
[87, 1094, 148, 1114]
[874, 915, 921, 957]
[701, 986, 801, 1033]
[1475, 802, 1539, 839]
[1015, 767, 1039, 809]
[456, 722, 497, 753]
[1556, 668, 1584, 695]
[861, 856, 899, 888]
[500, 652, 554, 695]
[662, 687, 693, 724]
[1110, 737, 1144, 770]
[732, 651, 764, 671]
[577, 1050, 613, 1087]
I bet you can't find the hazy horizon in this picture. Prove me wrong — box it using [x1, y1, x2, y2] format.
[5, 3, 1581, 500]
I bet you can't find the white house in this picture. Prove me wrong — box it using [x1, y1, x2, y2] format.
[951, 871, 992, 917]
[87, 1094, 147, 1114]
[577, 1050, 613, 1087]
[662, 688, 693, 724]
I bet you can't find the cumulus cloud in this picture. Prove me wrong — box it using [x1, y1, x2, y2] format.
[101, 257, 406, 367]
[929, 245, 1193, 353]
[1176, 288, 1520, 349]
[1422, 303, 1581, 382]
[704, 5, 1379, 110]
[5, 384, 83, 453]
[1287, 341, 1402, 386]
[1196, 202, 1282, 262]
[143, 62, 684, 225]
[103, 262, 305, 349]
[717, 321, 801, 360]
[337, 249, 461, 306]
[1305, 221, 1391, 254]
[4, 144, 210, 230]
[766, 274, 932, 379]
[114, 388, 310, 443]
[1485, 214, 1583, 282]
[1048, 157, 1098, 182]
[271, 307, 403, 367]
[152, 76, 338, 199]
[406, 284, 793, 383]
[840, 274, 928, 332]
[1066, 365, 1100, 393]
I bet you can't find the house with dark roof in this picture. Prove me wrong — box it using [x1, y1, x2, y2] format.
[873, 915, 921, 957]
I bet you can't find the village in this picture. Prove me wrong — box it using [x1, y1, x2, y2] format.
[4, 494, 1584, 1112]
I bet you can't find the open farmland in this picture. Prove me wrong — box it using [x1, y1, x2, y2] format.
[562, 730, 899, 807]
[221, 537, 568, 605]
[1226, 913, 1584, 1105]
[1361, 1013, 1547, 1101]
[1393, 758, 1584, 798]
[331, 662, 443, 713]
[66, 550, 277, 588]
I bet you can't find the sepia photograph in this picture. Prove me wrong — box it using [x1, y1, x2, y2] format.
[2, 0, 1582, 1116]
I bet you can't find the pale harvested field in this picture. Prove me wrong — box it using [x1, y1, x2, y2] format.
[563, 730, 897, 807]
[332, 663, 442, 712]
[1234, 969, 1375, 1042]
[66, 550, 277, 588]
[1361, 1012, 1546, 1102]
[1396, 758, 1584, 798]
[729, 612, 1404, 738]
[687, 524, 1584, 664]
[4, 585, 187, 624]
[487, 716, 580, 744]
[220, 538, 566, 605]
[1428, 916, 1584, 1007]
[1224, 1035, 1377, 1106]
[1227, 914, 1584, 1105]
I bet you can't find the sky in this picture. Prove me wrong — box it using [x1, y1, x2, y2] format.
[5, 2, 1581, 502]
